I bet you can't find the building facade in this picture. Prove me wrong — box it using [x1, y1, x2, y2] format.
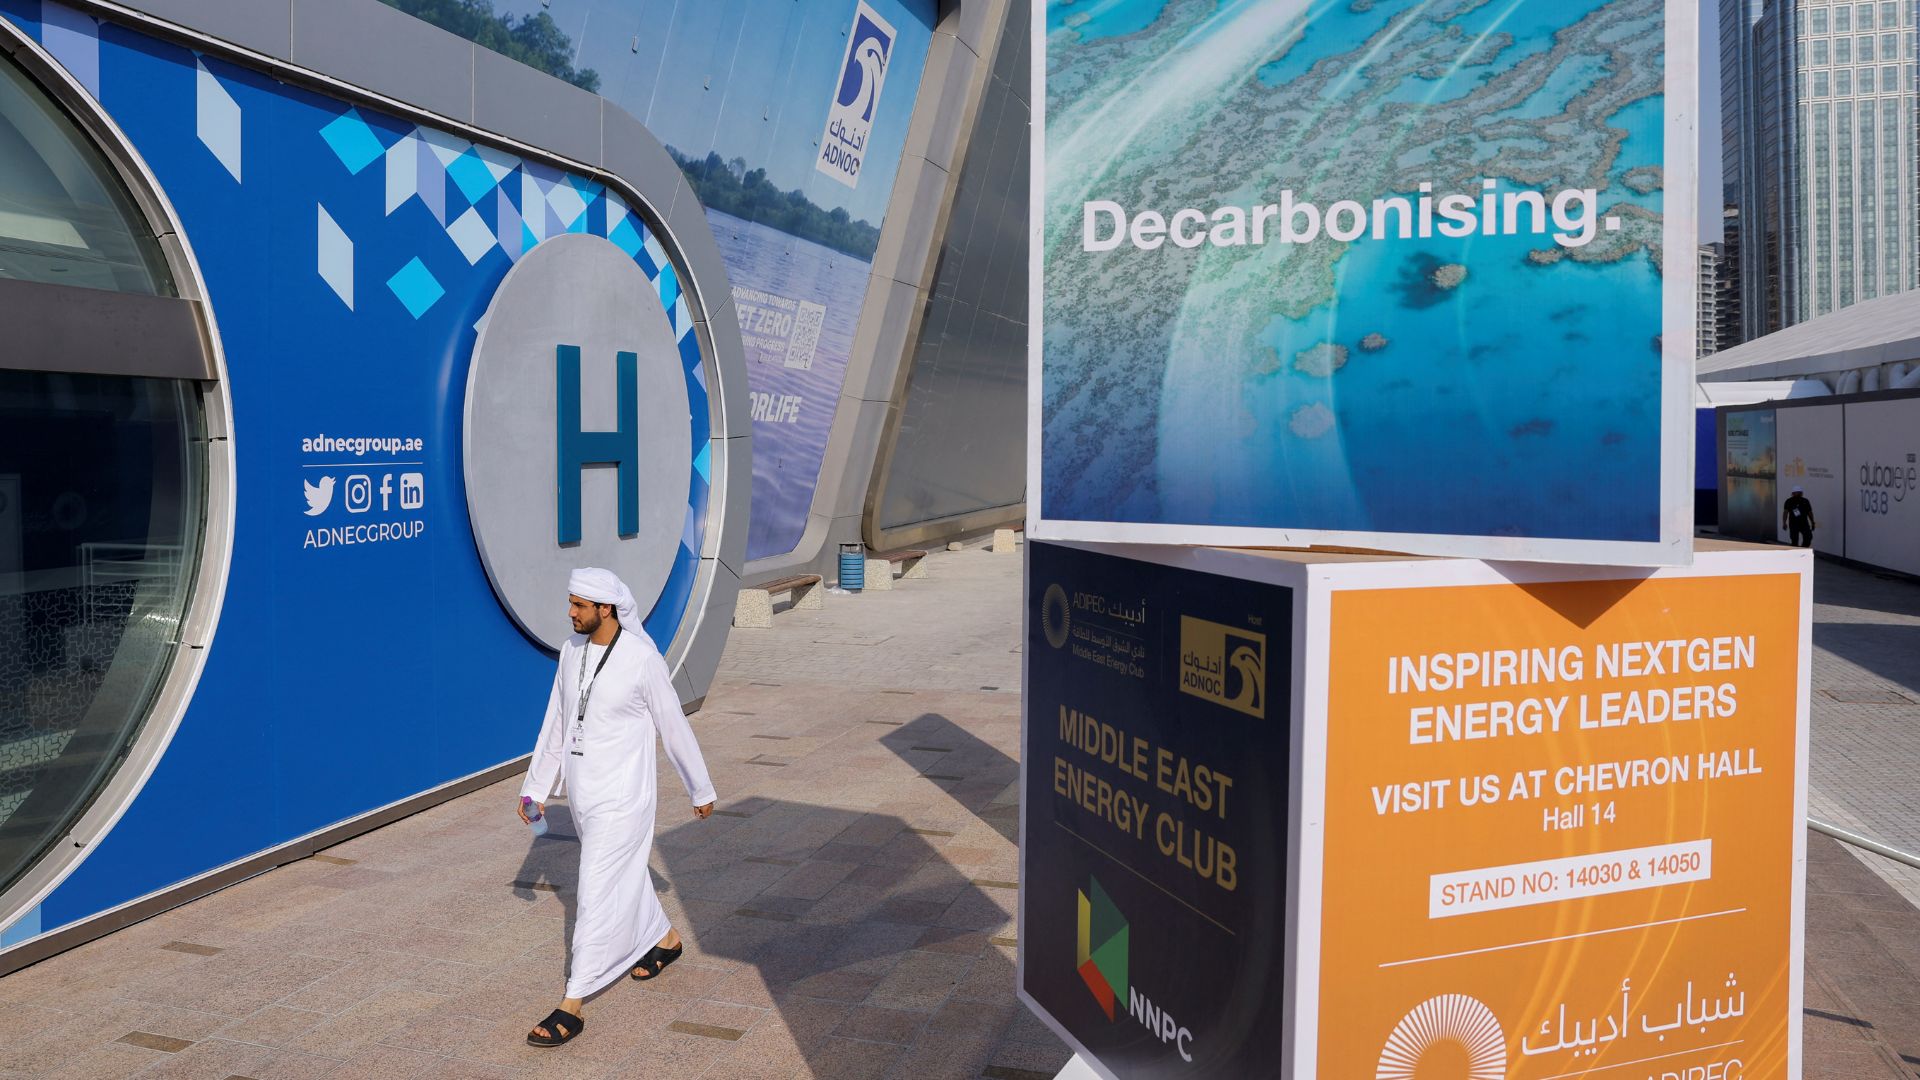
[1700, 243, 1723, 358]
[0, 0, 1026, 974]
[1718, 205, 1748, 349]
[1722, 0, 1920, 342]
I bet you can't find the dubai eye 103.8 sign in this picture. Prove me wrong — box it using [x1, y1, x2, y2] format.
[1031, 0, 1698, 565]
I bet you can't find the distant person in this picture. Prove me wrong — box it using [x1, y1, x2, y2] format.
[1782, 486, 1816, 549]
[519, 568, 717, 1047]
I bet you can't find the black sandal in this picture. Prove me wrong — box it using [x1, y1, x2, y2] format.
[526, 1007, 584, 1047]
[630, 941, 683, 980]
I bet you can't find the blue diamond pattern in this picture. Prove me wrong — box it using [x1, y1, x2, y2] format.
[302, 98, 715, 645]
[609, 218, 643, 258]
[320, 109, 385, 175]
[446, 149, 499, 205]
[386, 257, 444, 318]
[656, 262, 679, 311]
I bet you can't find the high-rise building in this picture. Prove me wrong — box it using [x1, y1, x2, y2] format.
[1722, 0, 1800, 342]
[1721, 0, 1919, 341]
[1699, 244, 1723, 358]
[1718, 207, 1748, 350]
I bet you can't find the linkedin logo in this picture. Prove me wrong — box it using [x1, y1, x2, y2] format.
[463, 234, 692, 651]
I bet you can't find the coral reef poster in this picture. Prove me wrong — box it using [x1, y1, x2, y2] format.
[1033, 0, 1696, 564]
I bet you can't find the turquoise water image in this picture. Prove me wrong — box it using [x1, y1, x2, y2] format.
[1205, 214, 1661, 537]
[1041, 0, 1672, 543]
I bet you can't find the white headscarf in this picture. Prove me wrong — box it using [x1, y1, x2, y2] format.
[568, 567, 643, 636]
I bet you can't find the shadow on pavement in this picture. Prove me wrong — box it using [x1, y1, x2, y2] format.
[1812, 622, 1920, 698]
[879, 712, 1021, 844]
[506, 781, 1037, 1076]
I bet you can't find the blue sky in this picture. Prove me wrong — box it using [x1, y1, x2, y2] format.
[495, 0, 937, 226]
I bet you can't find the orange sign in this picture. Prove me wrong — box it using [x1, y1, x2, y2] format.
[1315, 573, 1802, 1079]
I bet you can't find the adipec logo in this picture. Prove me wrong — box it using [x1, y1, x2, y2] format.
[1075, 877, 1128, 1021]
[1375, 994, 1507, 1080]
[1042, 584, 1072, 649]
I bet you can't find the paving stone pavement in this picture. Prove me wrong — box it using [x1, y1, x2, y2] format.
[0, 540, 1059, 1080]
[1804, 558, 1920, 911]
[4, 542, 1920, 1078]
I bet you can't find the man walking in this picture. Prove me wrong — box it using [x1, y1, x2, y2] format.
[519, 568, 717, 1047]
[1782, 485, 1816, 549]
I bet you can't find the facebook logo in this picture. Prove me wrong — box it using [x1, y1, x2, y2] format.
[554, 344, 639, 545]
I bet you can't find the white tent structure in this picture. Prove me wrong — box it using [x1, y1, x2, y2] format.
[1698, 290, 1920, 394]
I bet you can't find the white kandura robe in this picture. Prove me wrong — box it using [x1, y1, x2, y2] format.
[519, 631, 716, 1000]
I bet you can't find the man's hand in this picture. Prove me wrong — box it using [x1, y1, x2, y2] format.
[693, 801, 715, 820]
[518, 799, 544, 824]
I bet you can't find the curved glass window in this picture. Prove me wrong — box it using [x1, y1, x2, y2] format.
[0, 373, 205, 899]
[0, 48, 207, 904]
[0, 54, 172, 295]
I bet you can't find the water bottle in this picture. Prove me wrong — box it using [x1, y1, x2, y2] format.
[523, 796, 548, 838]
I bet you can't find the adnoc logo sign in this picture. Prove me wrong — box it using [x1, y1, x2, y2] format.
[464, 234, 692, 650]
[815, 1, 895, 189]
[1179, 615, 1265, 718]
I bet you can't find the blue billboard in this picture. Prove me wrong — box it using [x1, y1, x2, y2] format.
[0, 0, 727, 940]
[442, 0, 939, 560]
[1034, 0, 1696, 565]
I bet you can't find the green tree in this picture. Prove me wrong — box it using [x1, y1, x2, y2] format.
[383, 0, 600, 93]
[668, 147, 881, 260]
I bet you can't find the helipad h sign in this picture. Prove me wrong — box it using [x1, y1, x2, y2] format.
[463, 233, 692, 651]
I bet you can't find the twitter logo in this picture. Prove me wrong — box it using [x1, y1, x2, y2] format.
[303, 476, 336, 516]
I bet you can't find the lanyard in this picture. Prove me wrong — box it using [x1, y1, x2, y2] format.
[570, 624, 621, 754]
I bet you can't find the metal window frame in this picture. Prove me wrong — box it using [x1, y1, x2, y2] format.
[1, 0, 762, 964]
[0, 16, 237, 942]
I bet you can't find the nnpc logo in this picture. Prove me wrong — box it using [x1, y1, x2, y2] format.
[1077, 878, 1194, 1061]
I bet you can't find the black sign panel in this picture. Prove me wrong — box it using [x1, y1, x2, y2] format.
[1020, 541, 1293, 1078]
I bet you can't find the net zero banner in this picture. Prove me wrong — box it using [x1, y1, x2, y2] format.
[1032, 1, 1697, 564]
[1020, 541, 1291, 1077]
[1302, 567, 1805, 1077]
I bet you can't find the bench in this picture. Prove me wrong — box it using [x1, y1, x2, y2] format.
[862, 548, 928, 591]
[732, 573, 822, 628]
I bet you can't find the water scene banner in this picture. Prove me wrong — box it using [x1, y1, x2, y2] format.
[1032, 0, 1696, 564]
[430, 0, 938, 559]
[1721, 407, 1776, 542]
